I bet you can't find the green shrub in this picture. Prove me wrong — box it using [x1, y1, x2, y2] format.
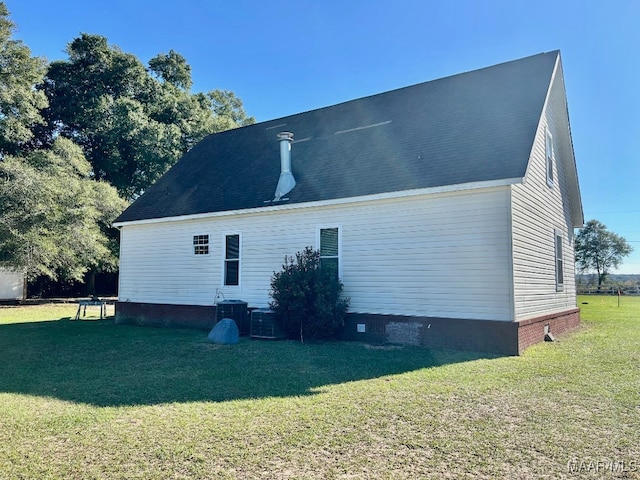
[269, 247, 350, 342]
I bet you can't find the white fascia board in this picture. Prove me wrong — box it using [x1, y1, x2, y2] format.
[113, 177, 522, 227]
[522, 53, 559, 186]
[523, 52, 583, 228]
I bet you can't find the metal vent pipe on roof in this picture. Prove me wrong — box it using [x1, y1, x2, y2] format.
[273, 132, 296, 201]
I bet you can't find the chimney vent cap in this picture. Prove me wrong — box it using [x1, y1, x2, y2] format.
[277, 131, 294, 141]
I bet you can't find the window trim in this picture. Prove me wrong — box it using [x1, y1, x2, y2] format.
[193, 234, 210, 256]
[545, 128, 554, 187]
[222, 233, 241, 287]
[555, 229, 564, 292]
[317, 225, 342, 281]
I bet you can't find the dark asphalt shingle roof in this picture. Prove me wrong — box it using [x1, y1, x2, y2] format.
[115, 51, 559, 223]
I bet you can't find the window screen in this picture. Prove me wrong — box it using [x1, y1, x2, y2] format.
[225, 234, 240, 285]
[546, 130, 554, 186]
[555, 233, 564, 290]
[320, 228, 339, 280]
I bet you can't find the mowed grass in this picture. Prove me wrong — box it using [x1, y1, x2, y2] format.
[0, 297, 638, 479]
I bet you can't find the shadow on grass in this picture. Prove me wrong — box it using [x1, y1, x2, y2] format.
[0, 318, 496, 407]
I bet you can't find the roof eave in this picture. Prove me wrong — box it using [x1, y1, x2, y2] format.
[113, 177, 522, 227]
[553, 54, 584, 228]
[521, 51, 583, 228]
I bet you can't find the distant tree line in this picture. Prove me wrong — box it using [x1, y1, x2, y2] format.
[0, 2, 253, 292]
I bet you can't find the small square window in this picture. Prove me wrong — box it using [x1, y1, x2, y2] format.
[193, 235, 209, 255]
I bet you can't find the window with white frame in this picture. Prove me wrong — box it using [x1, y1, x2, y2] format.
[224, 234, 240, 286]
[546, 128, 554, 187]
[555, 231, 564, 291]
[319, 227, 340, 281]
[193, 234, 209, 255]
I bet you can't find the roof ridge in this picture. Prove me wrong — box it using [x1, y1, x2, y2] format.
[253, 50, 561, 128]
[115, 51, 560, 223]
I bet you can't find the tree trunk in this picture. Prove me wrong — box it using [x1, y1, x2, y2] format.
[86, 270, 96, 297]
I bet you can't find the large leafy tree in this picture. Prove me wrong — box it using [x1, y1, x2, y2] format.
[575, 219, 633, 289]
[148, 49, 192, 90]
[0, 4, 128, 286]
[0, 4, 253, 289]
[0, 2, 47, 155]
[0, 137, 127, 281]
[39, 34, 254, 199]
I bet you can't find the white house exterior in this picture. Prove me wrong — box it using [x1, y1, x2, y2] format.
[511, 58, 581, 321]
[114, 51, 583, 354]
[0, 268, 26, 302]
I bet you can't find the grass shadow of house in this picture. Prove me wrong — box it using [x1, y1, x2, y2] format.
[0, 318, 499, 407]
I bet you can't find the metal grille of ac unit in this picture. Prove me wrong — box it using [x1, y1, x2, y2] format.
[250, 309, 286, 339]
[216, 300, 249, 335]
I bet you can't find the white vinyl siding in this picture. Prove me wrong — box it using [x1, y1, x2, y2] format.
[0, 268, 25, 301]
[511, 64, 577, 320]
[119, 187, 513, 320]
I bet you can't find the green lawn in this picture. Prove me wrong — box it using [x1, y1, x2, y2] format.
[0, 297, 638, 479]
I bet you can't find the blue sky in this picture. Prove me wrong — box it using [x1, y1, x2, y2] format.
[8, 0, 640, 274]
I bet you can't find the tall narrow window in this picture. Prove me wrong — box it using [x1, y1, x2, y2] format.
[555, 231, 564, 291]
[224, 234, 240, 286]
[193, 235, 209, 255]
[320, 227, 340, 280]
[546, 129, 554, 186]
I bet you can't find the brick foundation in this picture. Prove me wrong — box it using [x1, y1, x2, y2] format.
[342, 308, 580, 355]
[516, 308, 581, 354]
[116, 301, 580, 355]
[115, 301, 216, 330]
